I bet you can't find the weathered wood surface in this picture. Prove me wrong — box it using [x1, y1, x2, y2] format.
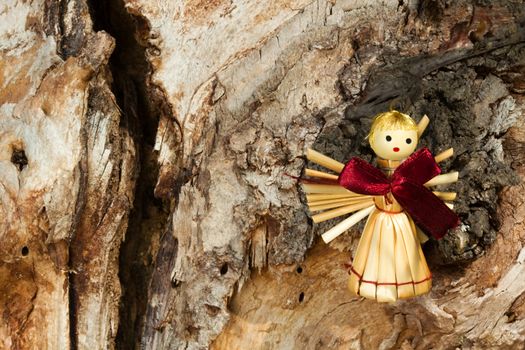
[0, 0, 524, 349]
[0, 0, 135, 348]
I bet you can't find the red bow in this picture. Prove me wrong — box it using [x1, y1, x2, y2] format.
[338, 148, 459, 239]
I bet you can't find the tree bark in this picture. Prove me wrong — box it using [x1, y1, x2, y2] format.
[0, 0, 524, 349]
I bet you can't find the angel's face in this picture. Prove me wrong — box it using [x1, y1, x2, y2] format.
[371, 129, 418, 160]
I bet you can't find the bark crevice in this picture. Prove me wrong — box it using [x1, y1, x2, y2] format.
[87, 0, 174, 348]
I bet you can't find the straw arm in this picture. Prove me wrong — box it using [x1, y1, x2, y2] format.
[417, 115, 430, 137]
[312, 200, 374, 223]
[304, 168, 339, 180]
[321, 205, 376, 243]
[435, 148, 454, 163]
[425, 172, 459, 187]
[306, 149, 345, 173]
[302, 183, 360, 195]
[308, 197, 373, 212]
[306, 193, 362, 202]
[432, 191, 457, 201]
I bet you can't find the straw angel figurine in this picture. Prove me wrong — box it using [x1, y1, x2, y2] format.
[303, 110, 459, 302]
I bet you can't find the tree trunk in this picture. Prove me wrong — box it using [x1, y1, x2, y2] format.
[1, 0, 524, 349]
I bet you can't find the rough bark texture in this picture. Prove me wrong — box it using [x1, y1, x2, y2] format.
[0, 0, 135, 348]
[0, 0, 524, 349]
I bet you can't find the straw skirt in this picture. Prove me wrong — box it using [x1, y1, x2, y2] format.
[347, 194, 432, 302]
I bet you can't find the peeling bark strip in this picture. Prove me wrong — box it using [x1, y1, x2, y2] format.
[1, 0, 525, 349]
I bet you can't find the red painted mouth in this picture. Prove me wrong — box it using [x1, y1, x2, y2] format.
[393, 147, 400, 152]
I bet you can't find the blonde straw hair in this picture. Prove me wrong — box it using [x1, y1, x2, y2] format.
[367, 110, 418, 148]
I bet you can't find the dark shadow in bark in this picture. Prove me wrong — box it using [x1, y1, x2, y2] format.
[88, 0, 172, 348]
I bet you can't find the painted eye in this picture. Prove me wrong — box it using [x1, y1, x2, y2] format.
[386, 135, 392, 142]
[406, 138, 412, 144]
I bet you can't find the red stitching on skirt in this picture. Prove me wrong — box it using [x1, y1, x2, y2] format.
[348, 265, 432, 286]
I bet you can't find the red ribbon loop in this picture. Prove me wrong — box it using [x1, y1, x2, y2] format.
[337, 147, 459, 239]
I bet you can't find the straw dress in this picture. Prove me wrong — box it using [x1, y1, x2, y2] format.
[346, 158, 432, 302]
